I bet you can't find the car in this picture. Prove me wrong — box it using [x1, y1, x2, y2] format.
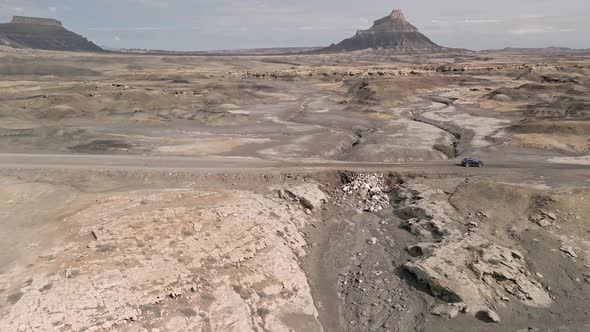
[461, 158, 484, 167]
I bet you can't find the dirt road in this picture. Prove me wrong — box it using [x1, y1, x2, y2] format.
[0, 152, 588, 171]
[1, 152, 588, 191]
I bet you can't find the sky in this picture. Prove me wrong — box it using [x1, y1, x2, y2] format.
[1, 0, 589, 51]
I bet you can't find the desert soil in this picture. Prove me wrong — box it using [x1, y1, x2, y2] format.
[0, 47, 589, 331]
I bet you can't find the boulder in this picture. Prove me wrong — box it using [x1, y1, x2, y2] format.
[431, 303, 468, 319]
[281, 183, 328, 210]
[476, 309, 501, 323]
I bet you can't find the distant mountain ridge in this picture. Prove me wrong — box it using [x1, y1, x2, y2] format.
[0, 16, 103, 52]
[484, 47, 590, 54]
[113, 46, 323, 55]
[322, 9, 444, 53]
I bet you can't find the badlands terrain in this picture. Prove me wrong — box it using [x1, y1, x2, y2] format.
[0, 45, 589, 332]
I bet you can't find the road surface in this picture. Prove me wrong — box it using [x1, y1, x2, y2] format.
[0, 153, 588, 180]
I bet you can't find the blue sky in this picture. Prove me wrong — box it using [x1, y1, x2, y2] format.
[1, 0, 588, 51]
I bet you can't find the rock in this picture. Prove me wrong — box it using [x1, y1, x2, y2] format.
[406, 243, 434, 257]
[541, 210, 557, 220]
[476, 309, 501, 323]
[560, 244, 578, 258]
[0, 189, 322, 332]
[284, 183, 328, 210]
[431, 303, 467, 319]
[404, 233, 551, 308]
[304, 209, 312, 215]
[359, 188, 369, 200]
[537, 219, 552, 228]
[529, 214, 542, 222]
[337, 173, 390, 212]
[367, 237, 378, 245]
[476, 211, 489, 218]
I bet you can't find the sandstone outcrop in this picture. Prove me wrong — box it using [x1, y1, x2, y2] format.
[0, 187, 324, 331]
[394, 183, 552, 315]
[322, 9, 443, 53]
[0, 16, 102, 52]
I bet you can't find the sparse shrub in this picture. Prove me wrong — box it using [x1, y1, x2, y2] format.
[139, 304, 162, 317]
[232, 284, 252, 299]
[180, 308, 197, 317]
[8, 291, 23, 304]
[96, 244, 115, 253]
[257, 307, 270, 318]
[40, 283, 53, 292]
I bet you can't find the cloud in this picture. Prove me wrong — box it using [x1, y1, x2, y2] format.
[457, 19, 501, 24]
[114, 36, 121, 41]
[0, 1, 62, 18]
[118, 0, 173, 8]
[430, 19, 500, 25]
[296, 26, 338, 31]
[89, 27, 163, 32]
[510, 26, 574, 35]
[518, 14, 546, 20]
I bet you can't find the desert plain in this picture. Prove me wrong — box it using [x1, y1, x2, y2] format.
[0, 45, 589, 332]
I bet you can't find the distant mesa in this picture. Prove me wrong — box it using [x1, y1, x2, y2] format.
[322, 9, 444, 53]
[0, 16, 103, 52]
[11, 16, 63, 27]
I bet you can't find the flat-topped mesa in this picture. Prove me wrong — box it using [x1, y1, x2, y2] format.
[0, 16, 102, 51]
[11, 16, 63, 28]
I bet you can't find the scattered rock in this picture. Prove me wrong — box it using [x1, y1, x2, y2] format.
[405, 233, 551, 308]
[399, 183, 551, 309]
[431, 303, 467, 319]
[476, 211, 489, 218]
[337, 173, 391, 212]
